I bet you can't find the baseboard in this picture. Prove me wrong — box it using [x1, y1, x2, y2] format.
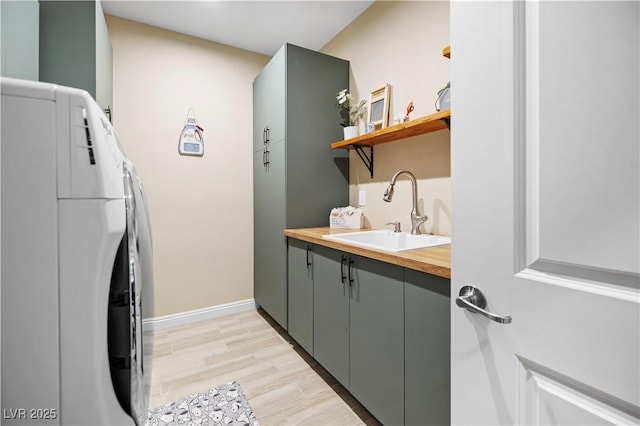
[142, 298, 257, 331]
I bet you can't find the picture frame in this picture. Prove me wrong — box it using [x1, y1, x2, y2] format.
[367, 84, 391, 130]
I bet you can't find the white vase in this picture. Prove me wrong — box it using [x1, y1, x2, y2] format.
[343, 125, 358, 140]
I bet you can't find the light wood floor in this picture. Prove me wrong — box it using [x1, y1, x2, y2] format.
[146, 309, 380, 425]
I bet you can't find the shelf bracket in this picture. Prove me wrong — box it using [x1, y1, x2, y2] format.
[353, 145, 374, 178]
[441, 117, 450, 130]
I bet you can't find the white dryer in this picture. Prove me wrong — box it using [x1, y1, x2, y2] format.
[1, 77, 154, 425]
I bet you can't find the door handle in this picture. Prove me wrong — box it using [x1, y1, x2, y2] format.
[306, 246, 312, 268]
[340, 255, 347, 284]
[348, 259, 354, 287]
[456, 286, 512, 324]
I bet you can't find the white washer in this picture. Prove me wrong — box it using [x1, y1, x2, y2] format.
[1, 77, 153, 425]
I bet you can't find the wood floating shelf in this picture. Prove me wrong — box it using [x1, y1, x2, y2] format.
[331, 109, 451, 150]
[334, 45, 451, 178]
[331, 109, 450, 178]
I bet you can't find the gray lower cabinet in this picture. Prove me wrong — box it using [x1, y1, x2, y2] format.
[312, 245, 350, 387]
[287, 239, 314, 354]
[349, 254, 404, 426]
[404, 269, 451, 425]
[312, 244, 404, 425]
[290, 238, 451, 425]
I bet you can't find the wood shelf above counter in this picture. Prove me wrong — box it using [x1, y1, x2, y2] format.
[330, 109, 450, 178]
[331, 44, 451, 178]
[331, 109, 451, 150]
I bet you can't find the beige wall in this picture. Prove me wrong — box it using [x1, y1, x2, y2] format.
[106, 15, 268, 317]
[322, 1, 451, 236]
[106, 1, 449, 317]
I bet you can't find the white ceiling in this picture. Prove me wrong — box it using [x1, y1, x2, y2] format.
[101, 1, 374, 57]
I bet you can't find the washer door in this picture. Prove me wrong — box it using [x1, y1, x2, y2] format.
[108, 162, 148, 425]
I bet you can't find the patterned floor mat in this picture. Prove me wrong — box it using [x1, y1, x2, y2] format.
[148, 381, 259, 425]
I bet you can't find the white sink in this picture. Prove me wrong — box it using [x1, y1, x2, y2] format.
[322, 230, 451, 252]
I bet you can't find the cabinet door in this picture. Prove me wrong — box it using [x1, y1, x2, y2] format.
[285, 44, 349, 227]
[313, 244, 349, 388]
[252, 46, 285, 153]
[95, 0, 112, 111]
[39, 0, 112, 110]
[287, 239, 313, 354]
[404, 269, 450, 425]
[1, 0, 39, 80]
[349, 255, 404, 426]
[253, 141, 287, 328]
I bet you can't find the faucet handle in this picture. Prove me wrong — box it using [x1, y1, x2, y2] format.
[409, 214, 429, 235]
[385, 222, 401, 233]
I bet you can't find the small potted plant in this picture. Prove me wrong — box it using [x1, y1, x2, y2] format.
[336, 89, 367, 139]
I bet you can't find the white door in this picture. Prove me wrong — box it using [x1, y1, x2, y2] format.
[450, 1, 639, 425]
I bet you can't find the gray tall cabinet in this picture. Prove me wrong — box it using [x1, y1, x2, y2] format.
[39, 0, 112, 111]
[253, 44, 349, 329]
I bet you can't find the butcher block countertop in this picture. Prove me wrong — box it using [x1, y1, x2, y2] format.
[284, 227, 451, 279]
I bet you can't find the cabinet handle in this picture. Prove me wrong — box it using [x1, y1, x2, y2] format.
[306, 246, 312, 268]
[266, 126, 270, 143]
[262, 126, 270, 167]
[348, 259, 354, 287]
[340, 255, 347, 284]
